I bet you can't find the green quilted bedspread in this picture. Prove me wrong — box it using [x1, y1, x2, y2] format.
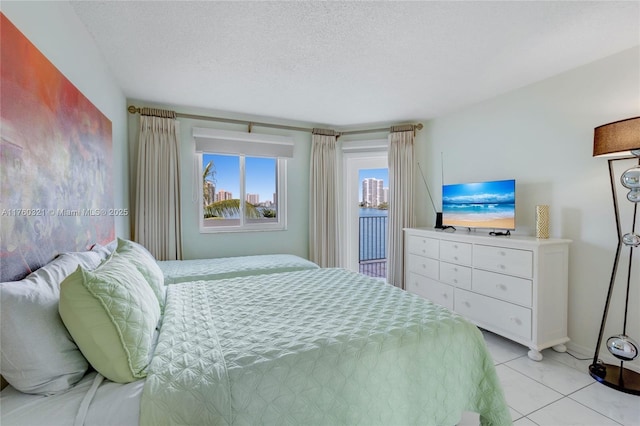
[141, 268, 510, 425]
[157, 254, 318, 284]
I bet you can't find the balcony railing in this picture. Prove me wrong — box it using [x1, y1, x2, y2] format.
[359, 215, 387, 278]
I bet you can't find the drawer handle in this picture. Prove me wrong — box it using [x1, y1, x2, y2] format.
[422, 264, 426, 269]
[453, 279, 458, 284]
[422, 249, 426, 253]
[454, 256, 459, 261]
[464, 301, 471, 308]
[496, 283, 507, 291]
[499, 251, 507, 256]
[499, 264, 506, 270]
[510, 317, 522, 325]
[442, 293, 448, 299]
[453, 267, 458, 272]
[453, 244, 458, 248]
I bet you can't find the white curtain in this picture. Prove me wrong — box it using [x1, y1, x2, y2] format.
[309, 130, 339, 267]
[135, 113, 183, 260]
[387, 127, 416, 288]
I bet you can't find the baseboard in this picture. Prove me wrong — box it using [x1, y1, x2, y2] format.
[567, 341, 640, 374]
[566, 341, 593, 358]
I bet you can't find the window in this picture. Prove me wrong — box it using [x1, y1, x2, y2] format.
[194, 127, 293, 233]
[200, 153, 284, 231]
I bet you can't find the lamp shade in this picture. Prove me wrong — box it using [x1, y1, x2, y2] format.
[593, 117, 640, 157]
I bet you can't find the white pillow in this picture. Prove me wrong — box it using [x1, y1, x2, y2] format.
[61, 250, 104, 270]
[90, 240, 117, 261]
[0, 253, 91, 395]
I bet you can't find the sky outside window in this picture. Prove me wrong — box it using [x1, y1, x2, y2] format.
[246, 157, 276, 203]
[203, 154, 276, 203]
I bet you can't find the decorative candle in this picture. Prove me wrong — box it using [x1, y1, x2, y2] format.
[536, 205, 550, 239]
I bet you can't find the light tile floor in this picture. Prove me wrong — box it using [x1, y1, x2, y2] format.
[459, 330, 640, 426]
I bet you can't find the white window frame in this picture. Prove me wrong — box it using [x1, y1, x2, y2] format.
[194, 128, 292, 234]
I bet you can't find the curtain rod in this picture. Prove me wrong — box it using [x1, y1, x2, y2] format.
[127, 105, 423, 136]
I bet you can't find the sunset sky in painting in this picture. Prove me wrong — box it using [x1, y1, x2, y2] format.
[0, 13, 114, 281]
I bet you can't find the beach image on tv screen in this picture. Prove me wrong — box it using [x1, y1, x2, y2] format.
[442, 180, 515, 229]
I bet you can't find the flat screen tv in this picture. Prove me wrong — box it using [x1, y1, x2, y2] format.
[442, 179, 516, 230]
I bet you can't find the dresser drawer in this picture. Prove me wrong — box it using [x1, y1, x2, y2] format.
[455, 289, 532, 341]
[440, 262, 472, 290]
[406, 272, 453, 310]
[440, 240, 472, 265]
[473, 245, 533, 278]
[407, 235, 439, 259]
[473, 269, 532, 306]
[406, 253, 439, 280]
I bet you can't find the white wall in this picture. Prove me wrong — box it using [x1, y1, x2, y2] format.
[415, 46, 640, 365]
[1, 1, 130, 238]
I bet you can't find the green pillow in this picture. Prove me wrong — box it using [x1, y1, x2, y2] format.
[59, 252, 161, 383]
[116, 238, 166, 311]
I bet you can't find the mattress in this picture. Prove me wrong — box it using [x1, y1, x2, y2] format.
[157, 254, 318, 284]
[141, 268, 511, 425]
[0, 372, 143, 426]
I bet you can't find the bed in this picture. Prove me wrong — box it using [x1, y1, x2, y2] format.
[1, 240, 510, 426]
[89, 239, 319, 285]
[157, 254, 319, 284]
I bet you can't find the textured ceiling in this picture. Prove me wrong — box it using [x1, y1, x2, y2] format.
[70, 1, 640, 127]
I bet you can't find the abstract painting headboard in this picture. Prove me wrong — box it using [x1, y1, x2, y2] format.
[0, 13, 115, 282]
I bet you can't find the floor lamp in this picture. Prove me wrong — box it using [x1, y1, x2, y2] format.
[590, 116, 640, 395]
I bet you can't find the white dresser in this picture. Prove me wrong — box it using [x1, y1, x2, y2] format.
[404, 227, 571, 360]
